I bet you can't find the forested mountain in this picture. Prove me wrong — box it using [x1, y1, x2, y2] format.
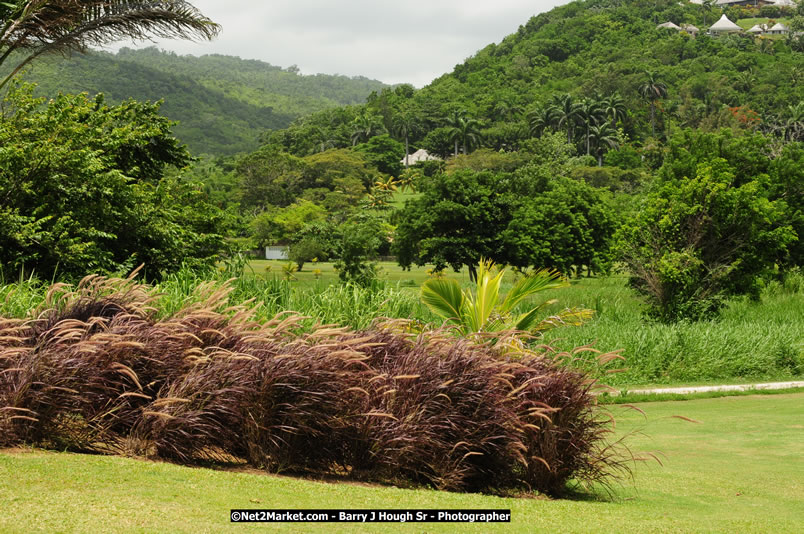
[265, 0, 803, 158]
[4, 47, 389, 155]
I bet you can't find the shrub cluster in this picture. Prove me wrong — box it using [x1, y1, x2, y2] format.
[0, 274, 629, 495]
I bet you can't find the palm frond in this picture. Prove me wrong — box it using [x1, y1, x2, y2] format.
[500, 269, 566, 315]
[420, 278, 465, 325]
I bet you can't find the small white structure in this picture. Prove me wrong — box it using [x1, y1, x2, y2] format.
[265, 246, 289, 260]
[681, 24, 700, 36]
[400, 148, 441, 166]
[772, 0, 796, 7]
[768, 23, 790, 35]
[657, 22, 682, 31]
[709, 15, 743, 35]
[747, 24, 767, 34]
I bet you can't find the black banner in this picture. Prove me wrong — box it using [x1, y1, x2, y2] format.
[230, 509, 511, 523]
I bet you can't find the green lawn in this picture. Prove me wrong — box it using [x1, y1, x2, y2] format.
[737, 17, 791, 31]
[2, 394, 802, 533]
[248, 259, 469, 288]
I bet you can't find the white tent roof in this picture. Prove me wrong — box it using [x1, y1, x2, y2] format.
[657, 22, 681, 30]
[709, 15, 742, 33]
[747, 24, 766, 33]
[769, 23, 790, 32]
[681, 24, 700, 32]
[401, 149, 441, 165]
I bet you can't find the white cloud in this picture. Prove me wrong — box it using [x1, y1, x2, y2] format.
[110, 1, 568, 87]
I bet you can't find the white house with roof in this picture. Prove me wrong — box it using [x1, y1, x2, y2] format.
[768, 22, 790, 34]
[709, 15, 743, 34]
[400, 149, 441, 166]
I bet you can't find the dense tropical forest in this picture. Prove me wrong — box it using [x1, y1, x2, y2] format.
[2, 47, 389, 154]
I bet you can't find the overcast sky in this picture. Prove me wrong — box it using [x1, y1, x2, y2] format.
[108, 1, 569, 87]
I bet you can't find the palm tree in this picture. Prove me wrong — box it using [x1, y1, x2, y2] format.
[0, 1, 219, 89]
[444, 110, 483, 156]
[600, 93, 627, 129]
[492, 99, 523, 122]
[578, 97, 605, 156]
[589, 123, 620, 166]
[373, 176, 400, 192]
[392, 109, 420, 167]
[700, 0, 715, 27]
[639, 71, 668, 137]
[546, 93, 583, 145]
[734, 69, 757, 93]
[350, 111, 384, 146]
[784, 102, 804, 142]
[420, 259, 591, 335]
[527, 105, 554, 137]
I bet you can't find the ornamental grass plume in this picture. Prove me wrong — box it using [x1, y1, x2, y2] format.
[0, 274, 636, 496]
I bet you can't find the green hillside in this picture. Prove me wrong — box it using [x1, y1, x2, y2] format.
[5, 48, 389, 155]
[265, 0, 803, 157]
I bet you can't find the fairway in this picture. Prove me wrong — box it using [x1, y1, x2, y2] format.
[1, 394, 802, 533]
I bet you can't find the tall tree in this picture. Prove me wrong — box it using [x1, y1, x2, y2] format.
[600, 93, 627, 130]
[589, 123, 620, 166]
[527, 105, 554, 138]
[639, 71, 668, 137]
[547, 94, 582, 145]
[350, 111, 384, 146]
[444, 110, 483, 156]
[392, 107, 421, 167]
[0, 1, 219, 89]
[578, 97, 605, 156]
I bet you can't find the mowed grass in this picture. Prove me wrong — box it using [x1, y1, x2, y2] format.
[248, 259, 476, 288]
[1, 393, 802, 533]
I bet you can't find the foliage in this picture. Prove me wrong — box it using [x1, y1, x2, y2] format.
[0, 84, 229, 280]
[354, 134, 405, 176]
[395, 167, 617, 278]
[420, 259, 591, 336]
[288, 237, 327, 271]
[0, 1, 219, 90]
[333, 217, 384, 286]
[0, 274, 630, 496]
[250, 200, 327, 246]
[2, 46, 388, 155]
[237, 146, 307, 210]
[616, 130, 797, 321]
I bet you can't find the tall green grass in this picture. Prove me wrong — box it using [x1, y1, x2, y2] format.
[2, 266, 801, 386]
[539, 273, 804, 386]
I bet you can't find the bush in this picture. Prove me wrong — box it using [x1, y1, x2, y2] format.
[0, 84, 230, 280]
[0, 275, 632, 496]
[288, 237, 328, 271]
[617, 131, 797, 321]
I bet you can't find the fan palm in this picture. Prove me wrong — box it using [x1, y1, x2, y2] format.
[420, 259, 591, 336]
[0, 1, 219, 89]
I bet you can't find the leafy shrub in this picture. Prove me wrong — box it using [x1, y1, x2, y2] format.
[0, 84, 230, 280]
[617, 132, 796, 321]
[288, 237, 328, 271]
[0, 274, 633, 496]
